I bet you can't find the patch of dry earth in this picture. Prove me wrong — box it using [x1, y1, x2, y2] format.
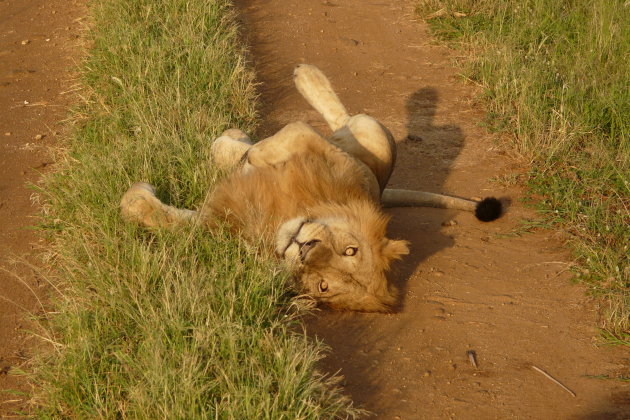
[0, 0, 85, 415]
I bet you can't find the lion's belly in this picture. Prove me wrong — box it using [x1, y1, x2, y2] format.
[205, 154, 375, 244]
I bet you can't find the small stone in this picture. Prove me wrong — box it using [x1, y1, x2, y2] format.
[340, 37, 360, 47]
[21, 39, 31, 45]
[423, 371, 432, 377]
[442, 220, 458, 227]
[34, 134, 44, 140]
[4, 132, 11, 136]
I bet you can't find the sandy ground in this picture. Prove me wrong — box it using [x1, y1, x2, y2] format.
[0, 0, 628, 419]
[0, 0, 84, 415]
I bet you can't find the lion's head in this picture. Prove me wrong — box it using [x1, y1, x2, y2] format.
[275, 200, 409, 312]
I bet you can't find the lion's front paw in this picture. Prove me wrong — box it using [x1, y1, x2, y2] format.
[245, 140, 277, 168]
[120, 182, 164, 227]
[211, 131, 252, 171]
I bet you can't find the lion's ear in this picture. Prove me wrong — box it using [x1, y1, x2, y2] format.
[381, 239, 410, 266]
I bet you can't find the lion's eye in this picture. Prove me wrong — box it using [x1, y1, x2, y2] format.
[343, 246, 358, 256]
[318, 281, 328, 293]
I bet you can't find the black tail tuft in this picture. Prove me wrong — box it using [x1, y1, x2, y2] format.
[475, 197, 502, 222]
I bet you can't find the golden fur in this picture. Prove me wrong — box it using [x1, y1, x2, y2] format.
[203, 152, 408, 311]
[120, 64, 500, 312]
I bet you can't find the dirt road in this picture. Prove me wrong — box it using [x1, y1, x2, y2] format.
[0, 0, 84, 415]
[234, 1, 629, 419]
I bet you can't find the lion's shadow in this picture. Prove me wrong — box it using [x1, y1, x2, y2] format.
[387, 87, 463, 308]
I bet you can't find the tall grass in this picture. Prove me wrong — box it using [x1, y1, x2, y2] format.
[417, 0, 629, 341]
[32, 0, 359, 417]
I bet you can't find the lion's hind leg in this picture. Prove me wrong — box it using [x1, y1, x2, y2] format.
[293, 65, 396, 191]
[211, 128, 252, 172]
[120, 182, 197, 228]
[293, 64, 350, 131]
[329, 115, 396, 191]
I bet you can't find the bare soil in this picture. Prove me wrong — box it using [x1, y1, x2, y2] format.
[234, 1, 629, 419]
[0, 0, 84, 415]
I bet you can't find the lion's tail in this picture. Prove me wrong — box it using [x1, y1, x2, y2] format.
[293, 64, 350, 131]
[382, 189, 502, 222]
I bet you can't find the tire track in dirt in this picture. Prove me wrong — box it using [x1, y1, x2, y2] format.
[0, 0, 84, 415]
[234, 1, 629, 419]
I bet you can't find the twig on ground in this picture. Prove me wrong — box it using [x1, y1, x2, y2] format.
[531, 365, 576, 397]
[0, 399, 23, 405]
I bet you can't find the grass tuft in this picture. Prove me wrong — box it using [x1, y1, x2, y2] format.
[31, 0, 360, 417]
[417, 0, 629, 342]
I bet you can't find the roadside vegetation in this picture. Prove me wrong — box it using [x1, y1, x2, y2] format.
[416, 0, 629, 342]
[32, 0, 359, 417]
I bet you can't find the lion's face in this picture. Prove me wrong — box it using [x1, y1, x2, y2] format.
[275, 213, 409, 312]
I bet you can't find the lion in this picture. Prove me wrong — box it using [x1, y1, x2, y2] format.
[120, 64, 501, 312]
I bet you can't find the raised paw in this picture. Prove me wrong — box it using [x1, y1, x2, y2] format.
[293, 64, 349, 131]
[211, 128, 253, 171]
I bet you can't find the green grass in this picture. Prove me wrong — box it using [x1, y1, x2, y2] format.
[30, 0, 360, 417]
[417, 0, 629, 342]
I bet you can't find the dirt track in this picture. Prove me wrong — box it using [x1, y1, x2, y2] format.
[0, 0, 628, 418]
[0, 0, 84, 415]
[234, 1, 629, 419]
